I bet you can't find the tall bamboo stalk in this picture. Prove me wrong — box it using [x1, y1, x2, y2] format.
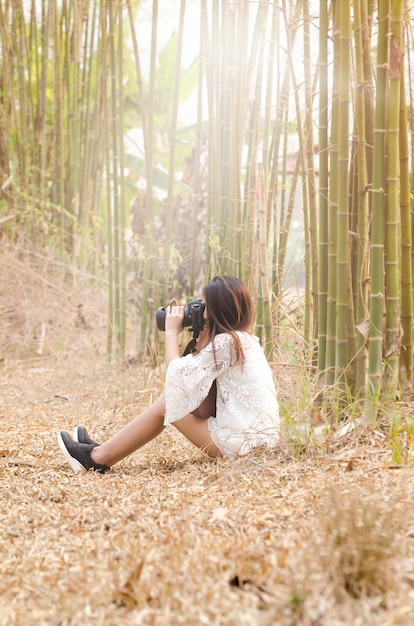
[15, 0, 30, 188]
[277, 160, 300, 294]
[334, 0, 351, 384]
[383, 0, 404, 396]
[100, 0, 114, 359]
[303, 0, 318, 351]
[325, 0, 340, 386]
[125, 0, 151, 319]
[282, 0, 314, 347]
[221, 1, 237, 276]
[163, 0, 185, 301]
[234, 1, 250, 282]
[242, 1, 269, 286]
[364, 0, 390, 422]
[352, 0, 370, 393]
[189, 0, 206, 294]
[270, 0, 301, 300]
[317, 0, 329, 376]
[108, 0, 121, 352]
[78, 0, 100, 261]
[408, 19, 414, 317]
[67, 0, 81, 244]
[117, 2, 126, 356]
[138, 0, 158, 355]
[275, 105, 291, 295]
[384, 0, 404, 396]
[262, 0, 278, 229]
[258, 164, 274, 358]
[362, 0, 375, 186]
[52, 0, 64, 246]
[0, 2, 17, 223]
[205, 0, 221, 273]
[399, 40, 413, 397]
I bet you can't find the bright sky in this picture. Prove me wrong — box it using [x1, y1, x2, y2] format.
[136, 0, 201, 71]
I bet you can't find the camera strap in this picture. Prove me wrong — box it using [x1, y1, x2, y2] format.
[182, 327, 201, 356]
[183, 337, 197, 356]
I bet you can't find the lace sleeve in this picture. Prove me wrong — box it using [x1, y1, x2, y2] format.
[164, 333, 234, 424]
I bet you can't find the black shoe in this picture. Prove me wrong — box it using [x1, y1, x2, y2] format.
[57, 430, 110, 474]
[73, 425, 99, 446]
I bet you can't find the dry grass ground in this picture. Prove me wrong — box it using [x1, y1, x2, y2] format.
[1, 245, 414, 626]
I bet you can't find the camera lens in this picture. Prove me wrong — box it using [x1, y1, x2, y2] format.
[156, 307, 167, 331]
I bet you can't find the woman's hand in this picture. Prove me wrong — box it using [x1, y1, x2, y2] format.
[165, 305, 185, 335]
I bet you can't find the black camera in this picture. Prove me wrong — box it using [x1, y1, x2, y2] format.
[156, 299, 206, 332]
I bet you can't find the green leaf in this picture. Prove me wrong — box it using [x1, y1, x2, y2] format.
[125, 153, 192, 197]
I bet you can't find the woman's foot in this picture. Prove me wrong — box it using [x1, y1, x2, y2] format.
[57, 431, 110, 474]
[72, 425, 99, 446]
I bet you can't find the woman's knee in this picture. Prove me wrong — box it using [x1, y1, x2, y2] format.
[172, 414, 222, 457]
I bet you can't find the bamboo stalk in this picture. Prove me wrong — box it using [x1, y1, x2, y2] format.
[241, 2, 268, 283]
[14, 0, 29, 187]
[117, 1, 126, 356]
[275, 105, 290, 297]
[127, 0, 161, 349]
[28, 0, 38, 176]
[79, 0, 99, 261]
[408, 19, 414, 315]
[277, 159, 300, 296]
[269, 0, 301, 298]
[189, 1, 206, 293]
[100, 0, 114, 359]
[282, 0, 313, 347]
[0, 2, 14, 218]
[262, 0, 278, 238]
[317, 0, 329, 375]
[220, 0, 234, 274]
[7, 2, 24, 184]
[108, 0, 121, 353]
[399, 37, 413, 397]
[163, 0, 185, 301]
[325, 0, 340, 386]
[139, 0, 158, 355]
[206, 0, 221, 273]
[51, 0, 64, 249]
[383, 0, 404, 396]
[352, 0, 370, 394]
[334, 0, 351, 385]
[258, 164, 274, 358]
[364, 0, 390, 423]
[303, 0, 318, 352]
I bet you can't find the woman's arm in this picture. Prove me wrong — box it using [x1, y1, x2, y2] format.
[164, 332, 232, 424]
[165, 305, 184, 367]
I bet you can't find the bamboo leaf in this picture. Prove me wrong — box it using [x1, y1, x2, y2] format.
[124, 153, 192, 197]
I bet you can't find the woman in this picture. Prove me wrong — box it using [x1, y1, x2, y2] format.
[58, 276, 280, 473]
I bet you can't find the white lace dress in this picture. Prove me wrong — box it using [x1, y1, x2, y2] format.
[164, 331, 280, 457]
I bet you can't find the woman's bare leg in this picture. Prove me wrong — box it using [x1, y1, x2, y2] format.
[91, 393, 222, 466]
[172, 416, 222, 457]
[91, 394, 166, 466]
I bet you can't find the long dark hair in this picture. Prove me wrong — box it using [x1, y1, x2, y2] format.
[203, 276, 254, 363]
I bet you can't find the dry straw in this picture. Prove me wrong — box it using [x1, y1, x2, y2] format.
[315, 484, 404, 600]
[2, 247, 414, 625]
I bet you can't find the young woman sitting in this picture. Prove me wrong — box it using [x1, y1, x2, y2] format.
[58, 276, 280, 472]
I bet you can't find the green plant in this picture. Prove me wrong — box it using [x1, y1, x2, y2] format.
[389, 415, 405, 464]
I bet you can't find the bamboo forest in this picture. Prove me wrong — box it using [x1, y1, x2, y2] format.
[4, 3, 414, 624]
[1, 0, 414, 421]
